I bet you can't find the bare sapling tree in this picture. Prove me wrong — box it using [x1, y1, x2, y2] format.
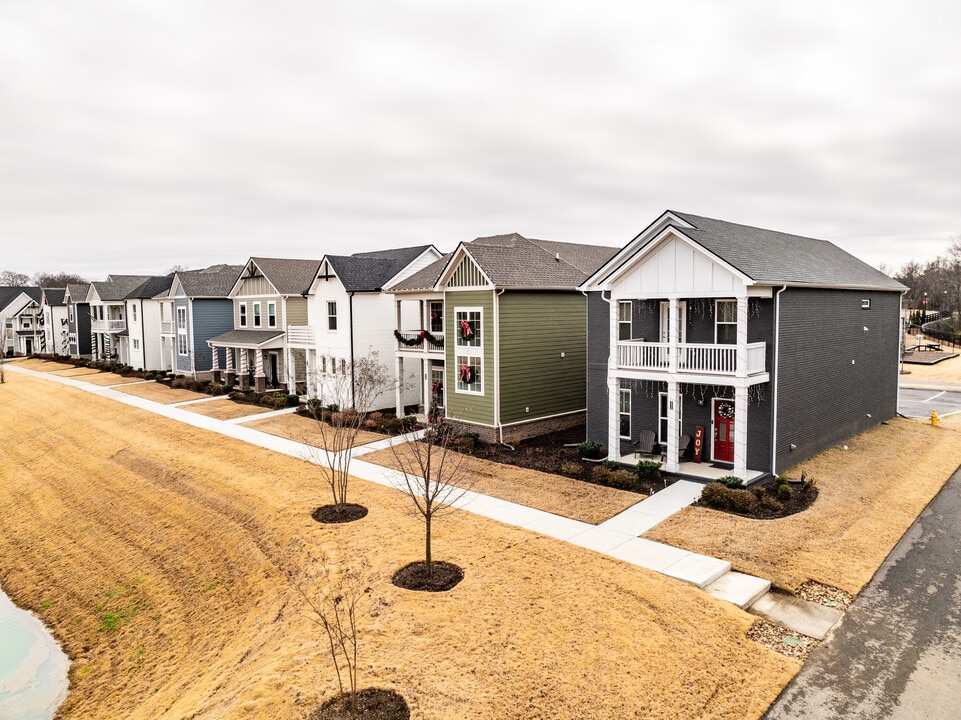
[0, 352, 5, 383]
[388, 403, 475, 589]
[306, 351, 398, 519]
[295, 558, 375, 718]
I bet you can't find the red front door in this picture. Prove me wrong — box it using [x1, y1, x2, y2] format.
[714, 401, 735, 463]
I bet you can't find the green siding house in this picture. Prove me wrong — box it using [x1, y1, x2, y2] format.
[388, 234, 617, 442]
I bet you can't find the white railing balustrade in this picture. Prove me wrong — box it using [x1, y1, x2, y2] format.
[161, 321, 175, 334]
[617, 340, 766, 375]
[287, 325, 315, 346]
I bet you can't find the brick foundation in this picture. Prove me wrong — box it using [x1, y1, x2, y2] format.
[451, 411, 586, 445]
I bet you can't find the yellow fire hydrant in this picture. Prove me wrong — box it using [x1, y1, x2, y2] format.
[931, 411, 940, 427]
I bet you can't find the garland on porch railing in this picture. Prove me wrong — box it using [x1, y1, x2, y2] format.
[393, 329, 444, 347]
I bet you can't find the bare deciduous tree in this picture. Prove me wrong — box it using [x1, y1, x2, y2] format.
[295, 558, 375, 718]
[388, 414, 475, 579]
[306, 352, 398, 510]
[0, 270, 31, 286]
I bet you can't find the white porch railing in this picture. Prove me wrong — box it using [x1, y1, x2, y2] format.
[161, 321, 175, 335]
[287, 325, 315, 346]
[617, 341, 766, 376]
[90, 319, 126, 333]
[395, 330, 445, 352]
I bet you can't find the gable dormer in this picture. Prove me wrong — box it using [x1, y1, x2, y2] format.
[443, 249, 492, 290]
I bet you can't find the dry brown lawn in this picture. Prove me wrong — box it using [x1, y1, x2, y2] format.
[13, 358, 78, 372]
[901, 351, 961, 383]
[645, 418, 961, 595]
[0, 370, 798, 720]
[75, 373, 147, 386]
[363, 445, 641, 525]
[244, 412, 386, 448]
[114, 381, 209, 404]
[181, 397, 275, 420]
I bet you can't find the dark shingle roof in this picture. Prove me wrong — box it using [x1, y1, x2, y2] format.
[325, 245, 435, 292]
[666, 212, 905, 290]
[0, 286, 42, 311]
[42, 288, 66, 305]
[91, 276, 152, 301]
[206, 329, 285, 347]
[66, 283, 90, 303]
[249, 258, 323, 295]
[386, 254, 452, 292]
[176, 265, 243, 298]
[463, 234, 619, 288]
[126, 274, 175, 300]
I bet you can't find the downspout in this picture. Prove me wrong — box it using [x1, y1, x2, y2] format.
[771, 285, 788, 476]
[349, 291, 356, 409]
[495, 289, 506, 445]
[599, 290, 616, 458]
[139, 299, 146, 371]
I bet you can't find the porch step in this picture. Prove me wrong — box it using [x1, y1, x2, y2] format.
[705, 571, 771, 609]
[662, 553, 731, 589]
[749, 591, 843, 641]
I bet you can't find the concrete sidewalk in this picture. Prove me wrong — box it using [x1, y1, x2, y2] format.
[10, 363, 834, 638]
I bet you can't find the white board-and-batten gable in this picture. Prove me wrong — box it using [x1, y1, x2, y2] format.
[439, 246, 492, 290]
[229, 259, 280, 298]
[608, 230, 753, 300]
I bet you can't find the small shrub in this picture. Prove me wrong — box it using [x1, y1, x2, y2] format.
[592, 465, 636, 490]
[376, 417, 404, 435]
[753, 487, 765, 500]
[758, 495, 784, 514]
[601, 459, 620, 470]
[171, 378, 187, 389]
[577, 440, 603, 459]
[369, 411, 383, 421]
[700, 482, 757, 514]
[556, 448, 568, 458]
[777, 484, 793, 502]
[802, 476, 817, 492]
[559, 461, 582, 479]
[364, 419, 378, 430]
[635, 460, 661, 485]
[717, 476, 744, 489]
[774, 475, 789, 488]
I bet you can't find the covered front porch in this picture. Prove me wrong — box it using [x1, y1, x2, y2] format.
[616, 448, 767, 485]
[207, 329, 287, 393]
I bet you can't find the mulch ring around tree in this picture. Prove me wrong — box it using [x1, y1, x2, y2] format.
[310, 688, 410, 720]
[391, 561, 464, 592]
[312, 503, 369, 524]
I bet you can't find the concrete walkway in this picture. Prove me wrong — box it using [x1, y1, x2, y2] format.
[9, 363, 831, 636]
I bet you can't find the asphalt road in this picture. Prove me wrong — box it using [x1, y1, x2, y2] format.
[764, 467, 961, 719]
[898, 387, 961, 420]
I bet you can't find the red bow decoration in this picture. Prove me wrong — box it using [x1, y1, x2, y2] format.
[418, 330, 426, 339]
[460, 320, 473, 338]
[459, 365, 473, 383]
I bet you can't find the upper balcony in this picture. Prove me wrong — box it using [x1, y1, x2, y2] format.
[287, 325, 316, 348]
[617, 340, 766, 377]
[90, 318, 127, 333]
[395, 330, 445, 354]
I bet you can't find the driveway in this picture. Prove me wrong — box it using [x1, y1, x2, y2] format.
[898, 387, 961, 420]
[764, 466, 961, 719]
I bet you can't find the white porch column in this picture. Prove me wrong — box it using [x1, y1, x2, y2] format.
[210, 344, 220, 372]
[668, 297, 679, 373]
[254, 349, 265, 378]
[607, 375, 620, 461]
[734, 385, 749, 479]
[226, 347, 234, 373]
[395, 355, 404, 416]
[240, 348, 248, 375]
[665, 380, 680, 473]
[305, 349, 316, 398]
[422, 359, 432, 416]
[735, 295, 749, 378]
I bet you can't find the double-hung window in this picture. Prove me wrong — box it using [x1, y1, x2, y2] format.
[253, 302, 262, 328]
[327, 302, 337, 331]
[618, 301, 632, 341]
[454, 308, 483, 394]
[177, 307, 188, 355]
[429, 301, 443, 333]
[715, 300, 737, 345]
[267, 302, 277, 328]
[239, 303, 247, 328]
[619, 388, 631, 439]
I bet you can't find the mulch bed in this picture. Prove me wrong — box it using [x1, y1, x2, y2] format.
[471, 426, 675, 496]
[312, 503, 369, 524]
[696, 478, 819, 519]
[901, 350, 959, 364]
[310, 688, 410, 720]
[391, 561, 464, 592]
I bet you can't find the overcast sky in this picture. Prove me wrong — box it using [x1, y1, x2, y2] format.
[2, 1, 960, 280]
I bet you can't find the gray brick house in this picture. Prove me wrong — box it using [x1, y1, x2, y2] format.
[579, 210, 906, 482]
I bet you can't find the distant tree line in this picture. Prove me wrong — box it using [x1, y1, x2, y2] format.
[0, 270, 89, 287]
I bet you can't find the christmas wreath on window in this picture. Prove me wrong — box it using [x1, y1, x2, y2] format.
[459, 364, 475, 384]
[459, 319, 475, 339]
[717, 401, 735, 419]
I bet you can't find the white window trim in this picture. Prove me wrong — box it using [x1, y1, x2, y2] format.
[455, 354, 483, 395]
[619, 388, 631, 439]
[327, 301, 337, 331]
[267, 301, 277, 328]
[454, 306, 483, 349]
[715, 299, 737, 345]
[253, 301, 262, 328]
[618, 301, 632, 341]
[239, 302, 247, 328]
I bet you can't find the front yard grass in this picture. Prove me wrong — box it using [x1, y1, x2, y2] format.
[0, 370, 797, 719]
[645, 417, 961, 594]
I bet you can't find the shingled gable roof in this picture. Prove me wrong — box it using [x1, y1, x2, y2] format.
[173, 265, 244, 298]
[243, 257, 323, 296]
[66, 284, 90, 303]
[322, 245, 436, 292]
[42, 288, 66, 306]
[451, 233, 619, 289]
[386, 253, 452, 292]
[126, 274, 175, 300]
[90, 275, 152, 302]
[0, 287, 42, 311]
[589, 211, 906, 292]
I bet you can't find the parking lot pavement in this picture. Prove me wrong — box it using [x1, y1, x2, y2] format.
[897, 388, 961, 419]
